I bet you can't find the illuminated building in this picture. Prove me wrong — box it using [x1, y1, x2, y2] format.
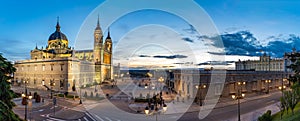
[14, 17, 113, 92]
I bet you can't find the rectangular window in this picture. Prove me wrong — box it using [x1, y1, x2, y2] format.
[51, 64, 54, 71]
[42, 65, 45, 71]
[61, 64, 64, 71]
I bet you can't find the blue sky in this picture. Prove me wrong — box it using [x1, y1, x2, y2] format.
[1, 0, 300, 69]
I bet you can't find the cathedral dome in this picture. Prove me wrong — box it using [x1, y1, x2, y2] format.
[48, 30, 68, 41]
[47, 18, 69, 49]
[48, 20, 68, 41]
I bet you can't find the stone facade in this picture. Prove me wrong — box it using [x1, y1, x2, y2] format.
[14, 17, 113, 92]
[235, 53, 288, 71]
[173, 69, 291, 101]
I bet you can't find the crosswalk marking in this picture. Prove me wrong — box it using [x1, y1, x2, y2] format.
[46, 117, 66, 121]
[94, 115, 104, 121]
[85, 112, 97, 121]
[83, 117, 89, 121]
[104, 116, 112, 121]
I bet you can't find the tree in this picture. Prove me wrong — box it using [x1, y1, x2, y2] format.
[0, 54, 21, 120]
[280, 97, 288, 118]
[258, 110, 272, 121]
[286, 90, 298, 115]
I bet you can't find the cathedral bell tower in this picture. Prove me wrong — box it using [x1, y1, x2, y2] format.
[94, 16, 103, 83]
[94, 16, 103, 64]
[103, 28, 113, 81]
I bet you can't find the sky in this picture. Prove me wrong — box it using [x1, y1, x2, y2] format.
[1, 0, 300, 69]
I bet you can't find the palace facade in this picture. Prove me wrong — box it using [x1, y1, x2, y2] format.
[14, 17, 113, 93]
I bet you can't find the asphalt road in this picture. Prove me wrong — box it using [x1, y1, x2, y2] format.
[83, 92, 282, 121]
[178, 92, 281, 121]
[12, 83, 282, 121]
[13, 93, 95, 121]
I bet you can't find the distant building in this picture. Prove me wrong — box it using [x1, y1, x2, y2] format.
[14, 17, 113, 92]
[235, 53, 290, 71]
[172, 69, 291, 102]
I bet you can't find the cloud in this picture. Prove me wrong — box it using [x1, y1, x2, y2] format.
[207, 31, 300, 58]
[138, 55, 151, 57]
[197, 61, 234, 66]
[182, 37, 194, 43]
[153, 54, 188, 59]
[137, 54, 188, 59]
[207, 51, 225, 55]
[183, 24, 197, 34]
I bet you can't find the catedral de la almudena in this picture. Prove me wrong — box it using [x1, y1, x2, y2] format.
[13, 17, 113, 93]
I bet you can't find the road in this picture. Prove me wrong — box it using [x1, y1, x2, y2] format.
[12, 80, 282, 121]
[12, 87, 96, 121]
[178, 92, 281, 121]
[84, 91, 281, 121]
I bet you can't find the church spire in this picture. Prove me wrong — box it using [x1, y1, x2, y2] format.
[106, 28, 111, 39]
[35, 43, 38, 50]
[56, 16, 61, 32]
[95, 15, 101, 30]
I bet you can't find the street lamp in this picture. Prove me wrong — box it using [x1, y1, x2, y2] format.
[195, 84, 206, 106]
[144, 93, 167, 121]
[278, 78, 286, 92]
[49, 79, 55, 99]
[158, 77, 164, 91]
[232, 81, 246, 121]
[28, 95, 33, 121]
[79, 84, 82, 104]
[22, 79, 30, 121]
[145, 82, 155, 100]
[265, 80, 271, 94]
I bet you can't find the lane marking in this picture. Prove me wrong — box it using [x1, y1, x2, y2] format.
[105, 116, 112, 121]
[94, 114, 104, 121]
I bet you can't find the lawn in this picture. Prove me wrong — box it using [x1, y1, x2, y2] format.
[272, 102, 300, 121]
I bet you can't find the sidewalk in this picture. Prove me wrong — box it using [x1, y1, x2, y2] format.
[128, 91, 281, 116]
[228, 102, 280, 121]
[49, 107, 86, 120]
[13, 97, 49, 109]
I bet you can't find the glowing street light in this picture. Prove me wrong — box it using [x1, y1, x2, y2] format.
[232, 81, 246, 121]
[195, 84, 206, 106]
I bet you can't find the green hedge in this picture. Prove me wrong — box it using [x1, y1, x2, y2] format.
[54, 94, 79, 98]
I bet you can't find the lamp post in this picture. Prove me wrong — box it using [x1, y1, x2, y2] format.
[22, 79, 32, 120]
[49, 79, 55, 99]
[144, 93, 167, 121]
[79, 84, 82, 104]
[158, 77, 164, 91]
[28, 95, 32, 121]
[145, 82, 155, 101]
[265, 80, 271, 94]
[195, 84, 206, 106]
[22, 79, 30, 121]
[278, 78, 286, 95]
[232, 81, 246, 121]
